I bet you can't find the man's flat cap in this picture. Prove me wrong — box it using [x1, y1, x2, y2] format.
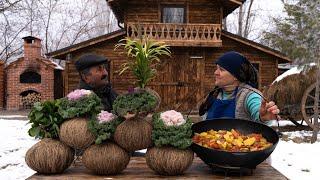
[75, 54, 108, 71]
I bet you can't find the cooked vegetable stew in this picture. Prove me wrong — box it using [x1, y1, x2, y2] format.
[192, 129, 272, 152]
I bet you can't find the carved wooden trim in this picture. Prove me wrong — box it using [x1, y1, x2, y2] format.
[127, 23, 222, 47]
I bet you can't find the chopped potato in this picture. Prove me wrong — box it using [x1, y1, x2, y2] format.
[244, 137, 256, 146]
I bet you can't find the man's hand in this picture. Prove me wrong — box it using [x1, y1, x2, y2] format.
[124, 112, 136, 120]
[259, 100, 280, 121]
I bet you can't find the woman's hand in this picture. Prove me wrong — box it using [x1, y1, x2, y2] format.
[259, 100, 280, 121]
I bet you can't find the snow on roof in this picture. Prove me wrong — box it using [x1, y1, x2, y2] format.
[274, 63, 316, 83]
[50, 60, 64, 70]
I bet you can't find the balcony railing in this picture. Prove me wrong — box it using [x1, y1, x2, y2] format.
[126, 23, 222, 47]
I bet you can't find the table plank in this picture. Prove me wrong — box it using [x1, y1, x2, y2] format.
[27, 157, 287, 179]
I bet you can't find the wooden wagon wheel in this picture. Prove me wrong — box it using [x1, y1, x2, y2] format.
[301, 83, 320, 130]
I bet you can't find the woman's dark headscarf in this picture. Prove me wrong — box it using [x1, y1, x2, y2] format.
[215, 51, 258, 88]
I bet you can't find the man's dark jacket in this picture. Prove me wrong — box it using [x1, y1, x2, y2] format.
[79, 80, 118, 112]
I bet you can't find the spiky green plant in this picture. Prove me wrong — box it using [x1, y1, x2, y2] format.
[115, 37, 171, 88]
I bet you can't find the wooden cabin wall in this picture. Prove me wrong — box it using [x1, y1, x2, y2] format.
[202, 36, 280, 94]
[65, 36, 137, 96]
[125, 0, 221, 24]
[65, 35, 280, 112]
[188, 0, 221, 24]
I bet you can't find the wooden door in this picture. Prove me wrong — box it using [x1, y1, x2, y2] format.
[149, 52, 204, 113]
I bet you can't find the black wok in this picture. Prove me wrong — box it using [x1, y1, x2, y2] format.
[191, 118, 279, 169]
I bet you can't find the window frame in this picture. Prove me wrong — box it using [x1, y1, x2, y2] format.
[161, 4, 187, 24]
[251, 62, 261, 89]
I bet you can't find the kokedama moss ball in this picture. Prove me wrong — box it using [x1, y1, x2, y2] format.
[59, 118, 95, 149]
[146, 147, 194, 175]
[82, 142, 130, 175]
[25, 138, 74, 174]
[114, 118, 152, 152]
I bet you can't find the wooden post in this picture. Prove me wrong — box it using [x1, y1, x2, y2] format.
[311, 67, 320, 143]
[0, 61, 4, 109]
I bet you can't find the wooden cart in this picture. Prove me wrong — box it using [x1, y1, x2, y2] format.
[301, 83, 320, 130]
[264, 66, 319, 142]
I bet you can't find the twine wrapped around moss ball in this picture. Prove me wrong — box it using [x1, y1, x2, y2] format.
[146, 146, 194, 176]
[59, 117, 95, 149]
[82, 142, 130, 175]
[114, 118, 153, 152]
[139, 88, 161, 111]
[25, 138, 74, 174]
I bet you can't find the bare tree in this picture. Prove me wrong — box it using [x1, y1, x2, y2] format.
[37, 0, 59, 54]
[222, 18, 227, 31]
[237, 4, 244, 36]
[0, 0, 22, 13]
[0, 0, 118, 63]
[243, 0, 254, 38]
[226, 0, 258, 39]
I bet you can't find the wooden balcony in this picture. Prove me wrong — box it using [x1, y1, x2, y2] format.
[126, 23, 222, 47]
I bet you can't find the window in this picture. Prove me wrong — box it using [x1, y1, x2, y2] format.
[20, 71, 41, 83]
[252, 63, 260, 88]
[252, 63, 260, 72]
[162, 6, 186, 23]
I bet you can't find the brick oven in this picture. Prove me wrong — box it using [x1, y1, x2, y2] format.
[5, 36, 63, 110]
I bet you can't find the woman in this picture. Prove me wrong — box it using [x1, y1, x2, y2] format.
[199, 51, 280, 122]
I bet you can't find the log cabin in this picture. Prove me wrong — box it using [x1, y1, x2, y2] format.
[47, 0, 290, 113]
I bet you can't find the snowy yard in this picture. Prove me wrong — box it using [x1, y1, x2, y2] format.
[0, 115, 319, 180]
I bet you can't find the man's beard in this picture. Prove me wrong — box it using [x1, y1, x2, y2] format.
[89, 75, 109, 89]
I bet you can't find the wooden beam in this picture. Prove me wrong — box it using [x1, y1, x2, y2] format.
[229, 0, 243, 5]
[47, 30, 126, 59]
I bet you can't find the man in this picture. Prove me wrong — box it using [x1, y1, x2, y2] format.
[75, 54, 117, 111]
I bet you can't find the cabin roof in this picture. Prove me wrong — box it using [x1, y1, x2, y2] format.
[46, 29, 126, 59]
[222, 30, 291, 63]
[47, 29, 290, 63]
[107, 0, 246, 23]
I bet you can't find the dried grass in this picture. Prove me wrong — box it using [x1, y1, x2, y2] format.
[25, 138, 74, 174]
[114, 118, 153, 152]
[264, 67, 317, 114]
[146, 147, 194, 176]
[145, 88, 161, 111]
[82, 142, 130, 175]
[59, 118, 95, 149]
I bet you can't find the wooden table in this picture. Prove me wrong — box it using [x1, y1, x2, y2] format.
[28, 157, 287, 179]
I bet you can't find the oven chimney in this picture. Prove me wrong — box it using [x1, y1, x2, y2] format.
[22, 36, 42, 61]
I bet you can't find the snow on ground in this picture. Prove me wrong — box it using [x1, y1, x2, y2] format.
[270, 131, 320, 180]
[0, 115, 27, 118]
[0, 117, 319, 180]
[0, 119, 38, 180]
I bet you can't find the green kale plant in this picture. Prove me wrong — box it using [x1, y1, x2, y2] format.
[58, 93, 103, 119]
[27, 100, 64, 139]
[151, 113, 193, 149]
[88, 116, 124, 144]
[112, 91, 157, 116]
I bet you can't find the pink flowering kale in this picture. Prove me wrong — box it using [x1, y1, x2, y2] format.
[160, 110, 186, 126]
[67, 89, 92, 101]
[88, 110, 124, 144]
[97, 111, 115, 124]
[59, 89, 103, 119]
[152, 111, 192, 149]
